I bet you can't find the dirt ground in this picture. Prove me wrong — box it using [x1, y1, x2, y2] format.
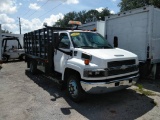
[0, 61, 160, 120]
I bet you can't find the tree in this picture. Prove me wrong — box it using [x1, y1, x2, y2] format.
[53, 8, 111, 27]
[54, 11, 78, 27]
[118, 0, 160, 12]
[99, 8, 110, 20]
[84, 9, 99, 22]
[1, 29, 12, 33]
[76, 10, 87, 24]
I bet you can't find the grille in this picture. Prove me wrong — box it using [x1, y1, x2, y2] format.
[108, 59, 136, 68]
[108, 66, 138, 76]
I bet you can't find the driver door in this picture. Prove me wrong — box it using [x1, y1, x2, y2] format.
[54, 33, 71, 73]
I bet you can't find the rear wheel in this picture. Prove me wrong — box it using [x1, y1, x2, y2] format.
[30, 61, 37, 74]
[67, 74, 85, 102]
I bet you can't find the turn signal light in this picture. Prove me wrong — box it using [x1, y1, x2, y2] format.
[84, 59, 90, 65]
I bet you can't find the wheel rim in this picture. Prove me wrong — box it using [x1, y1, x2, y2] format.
[68, 79, 78, 98]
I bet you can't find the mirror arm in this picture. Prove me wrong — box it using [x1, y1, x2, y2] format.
[56, 48, 72, 56]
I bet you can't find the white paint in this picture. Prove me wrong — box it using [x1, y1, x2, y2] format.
[96, 21, 105, 37]
[63, 47, 138, 80]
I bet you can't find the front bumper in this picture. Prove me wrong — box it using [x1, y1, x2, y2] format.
[80, 74, 139, 94]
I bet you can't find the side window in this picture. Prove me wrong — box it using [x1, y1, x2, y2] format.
[59, 33, 70, 49]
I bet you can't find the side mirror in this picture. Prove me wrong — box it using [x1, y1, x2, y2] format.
[113, 36, 118, 48]
[68, 50, 73, 56]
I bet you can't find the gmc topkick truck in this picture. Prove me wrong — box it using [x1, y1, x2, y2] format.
[24, 21, 139, 102]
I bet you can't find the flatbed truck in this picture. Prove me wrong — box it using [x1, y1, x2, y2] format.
[24, 22, 139, 102]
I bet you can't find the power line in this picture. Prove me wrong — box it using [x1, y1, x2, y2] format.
[25, 0, 50, 18]
[22, 0, 41, 17]
[23, 9, 31, 17]
[38, 0, 67, 18]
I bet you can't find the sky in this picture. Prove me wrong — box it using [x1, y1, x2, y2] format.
[0, 0, 121, 34]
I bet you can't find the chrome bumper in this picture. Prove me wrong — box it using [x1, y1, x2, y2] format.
[80, 74, 139, 94]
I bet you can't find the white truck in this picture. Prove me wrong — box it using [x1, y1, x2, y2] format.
[0, 25, 25, 62]
[105, 5, 160, 78]
[24, 22, 139, 102]
[1, 35, 25, 62]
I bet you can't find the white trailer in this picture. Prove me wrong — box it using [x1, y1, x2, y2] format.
[105, 5, 160, 78]
[78, 21, 96, 30]
[79, 21, 105, 37]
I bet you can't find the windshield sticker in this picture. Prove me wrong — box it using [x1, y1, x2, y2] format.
[71, 33, 80, 37]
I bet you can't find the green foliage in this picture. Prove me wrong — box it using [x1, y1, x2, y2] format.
[118, 0, 160, 12]
[137, 84, 143, 90]
[53, 8, 110, 27]
[135, 84, 156, 96]
[2, 29, 12, 33]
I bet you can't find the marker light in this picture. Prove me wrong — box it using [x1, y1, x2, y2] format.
[93, 28, 96, 31]
[68, 21, 82, 25]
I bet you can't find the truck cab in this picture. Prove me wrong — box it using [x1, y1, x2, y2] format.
[24, 23, 139, 102]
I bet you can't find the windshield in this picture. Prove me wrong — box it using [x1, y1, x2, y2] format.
[70, 32, 113, 49]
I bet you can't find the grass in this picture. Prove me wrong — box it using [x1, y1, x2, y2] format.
[135, 84, 156, 96]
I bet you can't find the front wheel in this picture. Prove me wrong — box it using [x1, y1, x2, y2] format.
[2, 55, 9, 62]
[2, 56, 8, 62]
[67, 74, 85, 102]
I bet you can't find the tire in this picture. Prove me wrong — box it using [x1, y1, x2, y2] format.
[30, 61, 37, 74]
[2, 55, 9, 62]
[67, 74, 85, 102]
[19, 54, 25, 60]
[139, 62, 151, 78]
[2, 56, 8, 62]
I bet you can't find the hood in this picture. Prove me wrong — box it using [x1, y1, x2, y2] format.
[77, 48, 137, 60]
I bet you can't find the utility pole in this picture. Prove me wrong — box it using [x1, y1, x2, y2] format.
[18, 17, 21, 34]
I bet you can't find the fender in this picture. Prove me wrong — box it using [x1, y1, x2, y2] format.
[62, 58, 85, 80]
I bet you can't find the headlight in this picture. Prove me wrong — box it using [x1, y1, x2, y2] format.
[84, 69, 108, 77]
